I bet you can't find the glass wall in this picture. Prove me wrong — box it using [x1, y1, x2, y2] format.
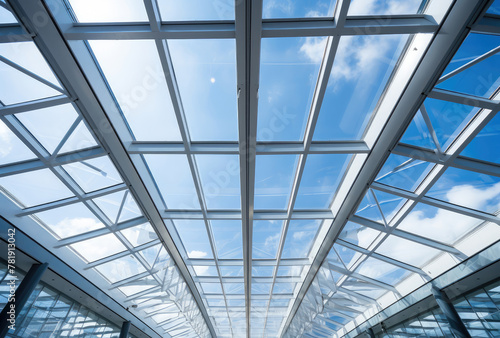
[0, 260, 132, 337]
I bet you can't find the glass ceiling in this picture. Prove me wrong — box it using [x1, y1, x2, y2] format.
[0, 0, 499, 337]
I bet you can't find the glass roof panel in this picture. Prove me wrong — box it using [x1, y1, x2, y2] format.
[144, 154, 200, 210]
[375, 154, 432, 192]
[281, 220, 322, 259]
[295, 154, 351, 209]
[397, 203, 483, 245]
[0, 120, 35, 165]
[355, 191, 385, 223]
[0, 168, 73, 207]
[34, 202, 105, 239]
[253, 220, 283, 259]
[262, 0, 336, 18]
[193, 265, 218, 277]
[334, 243, 364, 270]
[356, 257, 412, 285]
[195, 154, 241, 209]
[120, 222, 157, 247]
[0, 60, 61, 105]
[95, 255, 147, 283]
[15, 104, 79, 155]
[314, 34, 408, 141]
[62, 156, 122, 193]
[277, 265, 303, 277]
[71, 233, 126, 262]
[437, 33, 500, 99]
[0, 5, 16, 24]
[58, 120, 98, 154]
[488, 0, 500, 14]
[461, 111, 500, 164]
[89, 40, 181, 141]
[252, 265, 275, 277]
[347, 0, 425, 15]
[158, 0, 235, 21]
[68, 0, 148, 22]
[210, 220, 243, 259]
[400, 109, 437, 150]
[168, 39, 237, 141]
[376, 235, 442, 267]
[338, 221, 382, 249]
[139, 244, 162, 268]
[258, 37, 326, 142]
[426, 167, 500, 214]
[173, 220, 213, 259]
[220, 265, 244, 277]
[254, 155, 298, 210]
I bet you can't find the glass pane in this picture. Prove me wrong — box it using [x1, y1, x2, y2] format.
[375, 154, 432, 192]
[62, 156, 122, 193]
[0, 169, 73, 207]
[68, 0, 148, 23]
[94, 255, 146, 283]
[376, 235, 441, 267]
[193, 265, 218, 277]
[355, 191, 385, 223]
[314, 35, 408, 140]
[210, 220, 243, 259]
[400, 109, 437, 150]
[437, 33, 500, 99]
[196, 154, 241, 209]
[461, 111, 500, 165]
[254, 155, 298, 210]
[58, 120, 98, 154]
[295, 154, 351, 209]
[120, 222, 157, 247]
[253, 220, 283, 259]
[338, 221, 382, 249]
[356, 257, 411, 285]
[427, 167, 500, 214]
[0, 120, 35, 165]
[168, 39, 237, 141]
[334, 243, 364, 270]
[144, 154, 200, 210]
[34, 203, 105, 239]
[281, 220, 321, 259]
[258, 37, 326, 141]
[89, 40, 181, 141]
[220, 265, 244, 277]
[263, 0, 336, 18]
[71, 233, 126, 262]
[397, 203, 482, 245]
[16, 104, 79, 155]
[173, 220, 213, 259]
[375, 190, 407, 223]
[252, 265, 275, 277]
[348, 0, 425, 15]
[0, 6, 16, 24]
[158, 0, 234, 21]
[424, 98, 480, 150]
[488, 0, 500, 14]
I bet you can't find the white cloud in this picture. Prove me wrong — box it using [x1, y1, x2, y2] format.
[189, 250, 208, 258]
[264, 233, 280, 248]
[52, 217, 103, 239]
[293, 231, 308, 240]
[263, 0, 293, 17]
[446, 182, 500, 211]
[349, 0, 421, 15]
[0, 120, 13, 157]
[71, 233, 125, 262]
[300, 37, 327, 64]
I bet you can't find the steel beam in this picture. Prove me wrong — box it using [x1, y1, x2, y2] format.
[431, 286, 471, 338]
[119, 321, 131, 338]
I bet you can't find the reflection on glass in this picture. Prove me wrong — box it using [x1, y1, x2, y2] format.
[210, 220, 243, 259]
[95, 255, 146, 283]
[488, 0, 500, 14]
[258, 37, 326, 141]
[253, 220, 283, 259]
[71, 233, 126, 262]
[57, 120, 97, 154]
[348, 0, 424, 15]
[334, 243, 363, 270]
[120, 222, 156, 247]
[437, 33, 500, 99]
[173, 219, 213, 259]
[34, 203, 105, 239]
[90, 40, 181, 141]
[263, 0, 336, 18]
[158, 0, 234, 21]
[68, 0, 148, 22]
[196, 154, 241, 209]
[144, 154, 200, 209]
[338, 221, 382, 249]
[169, 39, 237, 141]
[315, 35, 408, 140]
[281, 220, 321, 259]
[356, 257, 411, 285]
[254, 155, 297, 210]
[0, 169, 73, 207]
[62, 156, 122, 193]
[397, 203, 482, 245]
[295, 154, 351, 209]
[400, 109, 437, 150]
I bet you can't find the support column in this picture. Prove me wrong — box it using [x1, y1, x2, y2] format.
[432, 286, 471, 338]
[367, 327, 376, 338]
[119, 320, 131, 338]
[0, 263, 48, 337]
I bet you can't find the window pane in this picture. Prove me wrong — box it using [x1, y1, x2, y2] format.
[71, 233, 126, 262]
[461, 111, 500, 165]
[253, 220, 283, 259]
[376, 235, 441, 267]
[281, 220, 321, 259]
[169, 39, 237, 141]
[62, 156, 122, 193]
[94, 255, 146, 283]
[210, 220, 243, 259]
[375, 154, 432, 192]
[0, 120, 35, 165]
[158, 0, 234, 21]
[258, 37, 326, 141]
[68, 0, 148, 23]
[120, 222, 157, 247]
[263, 0, 336, 18]
[173, 220, 213, 259]
[348, 0, 425, 15]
